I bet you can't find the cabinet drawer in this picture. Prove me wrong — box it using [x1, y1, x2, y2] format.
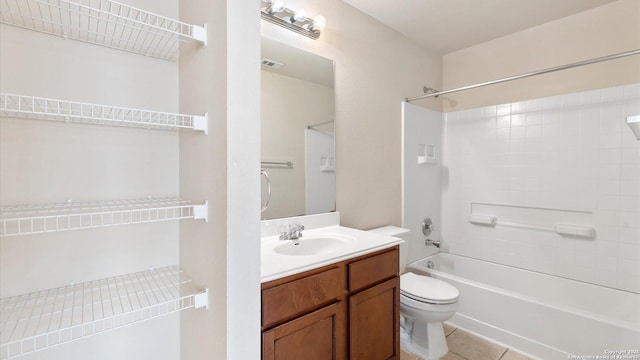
[348, 248, 398, 292]
[262, 267, 343, 327]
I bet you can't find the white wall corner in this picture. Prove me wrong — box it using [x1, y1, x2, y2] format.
[226, 0, 262, 359]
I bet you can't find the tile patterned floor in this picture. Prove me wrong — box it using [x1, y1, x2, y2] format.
[400, 323, 534, 360]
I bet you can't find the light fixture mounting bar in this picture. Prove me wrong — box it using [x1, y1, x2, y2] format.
[260, 5, 321, 40]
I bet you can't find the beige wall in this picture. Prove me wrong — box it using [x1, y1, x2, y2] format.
[178, 0, 228, 358]
[177, 0, 225, 359]
[441, 0, 640, 111]
[180, 0, 261, 359]
[260, 0, 442, 229]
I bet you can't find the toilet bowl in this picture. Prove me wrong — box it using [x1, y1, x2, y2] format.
[368, 226, 460, 360]
[400, 272, 459, 360]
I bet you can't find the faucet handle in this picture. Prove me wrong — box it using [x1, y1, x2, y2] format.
[278, 225, 289, 240]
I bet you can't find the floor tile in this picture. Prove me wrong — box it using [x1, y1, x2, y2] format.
[446, 329, 507, 360]
[500, 349, 535, 360]
[441, 351, 467, 360]
[443, 322, 457, 337]
[401, 350, 419, 360]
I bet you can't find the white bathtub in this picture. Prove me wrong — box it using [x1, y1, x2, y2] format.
[407, 253, 640, 360]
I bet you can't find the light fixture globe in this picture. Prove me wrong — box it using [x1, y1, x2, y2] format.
[310, 15, 326, 31]
[292, 9, 306, 22]
[269, 0, 285, 14]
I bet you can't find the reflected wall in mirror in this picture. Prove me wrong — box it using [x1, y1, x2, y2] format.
[261, 37, 335, 220]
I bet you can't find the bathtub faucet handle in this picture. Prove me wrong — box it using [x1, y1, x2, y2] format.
[425, 238, 441, 248]
[422, 217, 434, 236]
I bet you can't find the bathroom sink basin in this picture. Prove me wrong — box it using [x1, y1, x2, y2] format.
[274, 235, 353, 256]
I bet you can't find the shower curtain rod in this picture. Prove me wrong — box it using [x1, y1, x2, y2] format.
[405, 49, 640, 102]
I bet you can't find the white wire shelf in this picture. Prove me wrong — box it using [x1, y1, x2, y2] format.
[0, 265, 208, 359]
[0, 93, 208, 134]
[0, 197, 209, 237]
[0, 0, 207, 61]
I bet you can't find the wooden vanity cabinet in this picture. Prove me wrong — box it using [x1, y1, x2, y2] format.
[349, 278, 400, 359]
[262, 246, 400, 360]
[263, 302, 345, 360]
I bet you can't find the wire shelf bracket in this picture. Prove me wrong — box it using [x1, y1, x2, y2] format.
[0, 93, 208, 134]
[191, 23, 207, 46]
[193, 113, 208, 135]
[0, 0, 208, 61]
[192, 201, 208, 223]
[0, 266, 207, 359]
[0, 197, 209, 237]
[193, 288, 209, 310]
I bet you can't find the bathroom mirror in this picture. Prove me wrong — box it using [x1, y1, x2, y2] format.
[260, 37, 335, 220]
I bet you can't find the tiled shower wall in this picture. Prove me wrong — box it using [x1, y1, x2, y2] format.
[441, 83, 640, 293]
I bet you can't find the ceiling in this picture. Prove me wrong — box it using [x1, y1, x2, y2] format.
[342, 0, 617, 54]
[261, 37, 334, 88]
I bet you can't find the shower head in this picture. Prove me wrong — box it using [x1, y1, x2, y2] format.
[423, 86, 440, 98]
[627, 115, 640, 140]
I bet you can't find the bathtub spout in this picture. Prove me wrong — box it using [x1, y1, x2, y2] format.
[425, 239, 441, 248]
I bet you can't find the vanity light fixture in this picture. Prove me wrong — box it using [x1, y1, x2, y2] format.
[260, 0, 326, 40]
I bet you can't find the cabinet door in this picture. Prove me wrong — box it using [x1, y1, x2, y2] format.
[263, 302, 345, 360]
[349, 277, 400, 360]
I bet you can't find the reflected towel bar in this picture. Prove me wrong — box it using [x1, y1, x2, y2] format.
[261, 161, 293, 168]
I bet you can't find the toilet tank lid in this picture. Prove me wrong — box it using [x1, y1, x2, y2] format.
[367, 226, 411, 238]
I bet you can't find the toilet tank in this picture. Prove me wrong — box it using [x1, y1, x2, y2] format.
[368, 226, 411, 238]
[368, 226, 411, 273]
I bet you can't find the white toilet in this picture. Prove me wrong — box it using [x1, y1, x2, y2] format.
[368, 226, 459, 360]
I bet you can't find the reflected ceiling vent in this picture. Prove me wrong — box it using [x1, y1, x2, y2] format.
[261, 58, 285, 70]
[627, 115, 640, 140]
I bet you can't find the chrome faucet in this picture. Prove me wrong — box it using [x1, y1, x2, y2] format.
[425, 239, 441, 248]
[279, 223, 305, 240]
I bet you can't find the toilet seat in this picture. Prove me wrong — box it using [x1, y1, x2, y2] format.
[400, 272, 459, 305]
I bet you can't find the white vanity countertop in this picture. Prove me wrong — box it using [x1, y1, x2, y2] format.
[261, 225, 403, 283]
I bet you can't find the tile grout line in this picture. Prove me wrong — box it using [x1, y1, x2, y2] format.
[406, 326, 533, 360]
[446, 327, 458, 337]
[446, 327, 473, 360]
[450, 350, 472, 360]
